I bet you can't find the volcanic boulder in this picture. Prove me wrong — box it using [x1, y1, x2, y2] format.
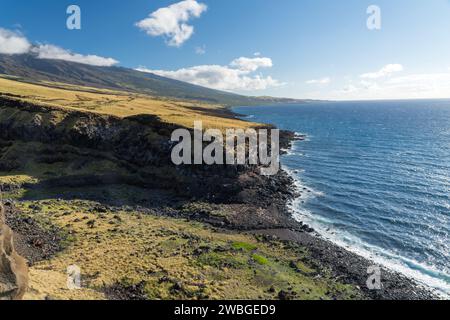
[0, 202, 28, 300]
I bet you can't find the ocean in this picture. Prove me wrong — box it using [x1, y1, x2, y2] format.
[234, 100, 450, 296]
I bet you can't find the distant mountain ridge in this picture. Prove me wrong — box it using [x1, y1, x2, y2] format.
[0, 54, 308, 106]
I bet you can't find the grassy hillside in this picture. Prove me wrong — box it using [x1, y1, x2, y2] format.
[0, 77, 257, 130]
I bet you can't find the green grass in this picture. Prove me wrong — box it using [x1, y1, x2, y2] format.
[197, 252, 247, 269]
[252, 254, 269, 265]
[232, 241, 257, 251]
[0, 77, 259, 130]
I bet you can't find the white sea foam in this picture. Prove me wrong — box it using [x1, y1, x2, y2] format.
[281, 148, 294, 156]
[285, 167, 323, 198]
[294, 131, 311, 142]
[285, 168, 450, 298]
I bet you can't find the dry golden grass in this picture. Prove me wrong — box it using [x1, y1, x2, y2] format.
[0, 77, 258, 130]
[18, 199, 357, 300]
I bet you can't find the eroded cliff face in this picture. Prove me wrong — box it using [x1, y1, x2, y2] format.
[0, 97, 258, 200]
[0, 202, 28, 300]
[0, 97, 173, 166]
[0, 96, 296, 207]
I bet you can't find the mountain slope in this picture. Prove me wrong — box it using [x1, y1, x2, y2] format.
[0, 54, 304, 106]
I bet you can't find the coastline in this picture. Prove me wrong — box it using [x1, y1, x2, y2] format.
[231, 106, 442, 300]
[287, 168, 450, 299]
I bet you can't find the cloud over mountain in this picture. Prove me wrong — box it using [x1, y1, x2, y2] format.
[0, 27, 118, 67]
[136, 56, 283, 91]
[33, 45, 118, 67]
[230, 57, 273, 72]
[0, 28, 31, 55]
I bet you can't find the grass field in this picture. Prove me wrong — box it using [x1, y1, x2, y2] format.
[16, 197, 358, 300]
[0, 76, 258, 130]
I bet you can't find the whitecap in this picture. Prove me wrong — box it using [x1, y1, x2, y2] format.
[284, 166, 450, 298]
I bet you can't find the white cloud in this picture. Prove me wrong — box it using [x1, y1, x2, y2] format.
[136, 0, 207, 47]
[306, 77, 331, 85]
[0, 27, 118, 66]
[230, 57, 273, 72]
[136, 56, 283, 92]
[385, 72, 450, 91]
[360, 64, 403, 79]
[0, 28, 31, 54]
[254, 52, 261, 56]
[32, 44, 118, 67]
[331, 70, 450, 100]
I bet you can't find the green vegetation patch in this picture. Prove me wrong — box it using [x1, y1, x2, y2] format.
[232, 241, 257, 251]
[252, 254, 269, 265]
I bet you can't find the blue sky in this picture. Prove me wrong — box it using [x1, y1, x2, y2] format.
[1, 0, 450, 100]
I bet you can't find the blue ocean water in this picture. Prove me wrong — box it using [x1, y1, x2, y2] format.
[234, 100, 450, 295]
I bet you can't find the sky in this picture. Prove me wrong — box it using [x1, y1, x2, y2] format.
[1, 0, 450, 100]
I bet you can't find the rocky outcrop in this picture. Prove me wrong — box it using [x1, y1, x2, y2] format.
[0, 202, 28, 300]
[0, 97, 173, 167]
[0, 97, 285, 202]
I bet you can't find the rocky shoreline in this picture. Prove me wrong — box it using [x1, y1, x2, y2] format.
[239, 117, 440, 300]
